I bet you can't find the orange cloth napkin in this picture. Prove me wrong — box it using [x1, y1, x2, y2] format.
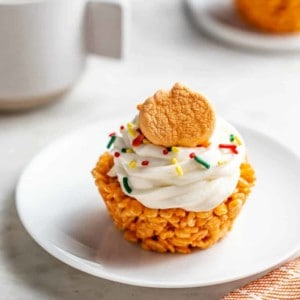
[223, 257, 300, 300]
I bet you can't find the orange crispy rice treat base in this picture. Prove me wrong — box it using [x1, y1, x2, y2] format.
[235, 0, 300, 33]
[92, 153, 255, 254]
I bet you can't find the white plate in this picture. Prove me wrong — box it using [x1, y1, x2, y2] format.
[16, 119, 300, 288]
[186, 0, 300, 51]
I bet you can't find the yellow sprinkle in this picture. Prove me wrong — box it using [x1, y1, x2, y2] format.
[127, 123, 136, 136]
[129, 129, 136, 136]
[128, 128, 135, 137]
[218, 160, 227, 166]
[171, 158, 178, 165]
[129, 160, 137, 168]
[234, 135, 242, 146]
[175, 165, 183, 176]
[171, 147, 180, 153]
[126, 148, 134, 153]
[127, 122, 134, 129]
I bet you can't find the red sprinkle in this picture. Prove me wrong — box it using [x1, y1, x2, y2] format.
[163, 149, 169, 155]
[189, 152, 196, 159]
[141, 160, 149, 166]
[120, 125, 125, 131]
[109, 132, 116, 137]
[132, 133, 144, 147]
[114, 152, 120, 158]
[219, 144, 238, 154]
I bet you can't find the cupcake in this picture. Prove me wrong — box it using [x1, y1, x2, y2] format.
[92, 83, 255, 254]
[235, 0, 300, 33]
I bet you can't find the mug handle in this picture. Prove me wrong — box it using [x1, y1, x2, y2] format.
[86, 0, 128, 58]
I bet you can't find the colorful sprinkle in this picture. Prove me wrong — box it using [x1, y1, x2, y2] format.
[175, 165, 183, 176]
[122, 177, 132, 193]
[132, 133, 145, 147]
[217, 160, 227, 166]
[106, 135, 117, 149]
[171, 158, 178, 165]
[141, 160, 149, 166]
[189, 152, 196, 159]
[163, 149, 169, 155]
[171, 147, 180, 153]
[109, 132, 116, 137]
[234, 135, 242, 146]
[219, 144, 238, 154]
[114, 152, 120, 158]
[169, 157, 183, 176]
[127, 123, 135, 136]
[121, 148, 134, 153]
[129, 160, 137, 168]
[120, 125, 125, 131]
[230, 134, 242, 146]
[128, 129, 135, 137]
[219, 143, 235, 149]
[194, 155, 210, 169]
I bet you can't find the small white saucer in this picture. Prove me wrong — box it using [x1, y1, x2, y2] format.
[185, 0, 300, 51]
[16, 118, 300, 287]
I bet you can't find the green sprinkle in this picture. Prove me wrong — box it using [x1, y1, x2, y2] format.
[123, 177, 132, 193]
[230, 134, 235, 142]
[194, 155, 210, 169]
[121, 148, 127, 153]
[106, 135, 117, 149]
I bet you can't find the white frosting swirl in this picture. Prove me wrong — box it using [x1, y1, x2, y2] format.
[108, 117, 246, 212]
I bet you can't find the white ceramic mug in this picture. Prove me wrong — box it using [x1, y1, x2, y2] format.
[0, 0, 128, 109]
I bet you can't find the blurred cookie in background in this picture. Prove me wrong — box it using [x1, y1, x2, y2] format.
[235, 0, 300, 34]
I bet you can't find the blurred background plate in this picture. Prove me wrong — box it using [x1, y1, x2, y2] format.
[185, 0, 300, 51]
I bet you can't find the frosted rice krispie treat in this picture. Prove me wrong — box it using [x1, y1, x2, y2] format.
[92, 83, 255, 253]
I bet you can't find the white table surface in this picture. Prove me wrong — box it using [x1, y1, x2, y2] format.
[1, 1, 300, 299]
